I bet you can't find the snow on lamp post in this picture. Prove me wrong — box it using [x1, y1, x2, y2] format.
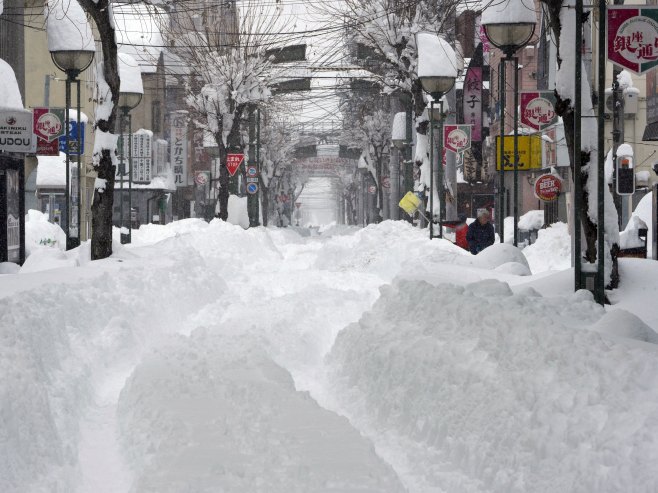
[417, 32, 457, 240]
[117, 53, 143, 245]
[46, 0, 95, 250]
[482, 0, 536, 246]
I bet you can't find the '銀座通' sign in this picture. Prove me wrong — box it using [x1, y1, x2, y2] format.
[608, 6, 658, 74]
[521, 91, 558, 131]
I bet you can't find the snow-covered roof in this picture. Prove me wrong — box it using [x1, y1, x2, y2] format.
[45, 0, 94, 53]
[113, 3, 167, 74]
[115, 172, 176, 192]
[481, 0, 537, 25]
[36, 152, 67, 188]
[0, 58, 23, 109]
[118, 53, 144, 95]
[417, 32, 458, 80]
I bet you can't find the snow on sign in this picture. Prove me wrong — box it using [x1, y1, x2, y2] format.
[226, 154, 244, 176]
[608, 7, 658, 74]
[534, 173, 562, 202]
[521, 92, 557, 131]
[443, 125, 472, 154]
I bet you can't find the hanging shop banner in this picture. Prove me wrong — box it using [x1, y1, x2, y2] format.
[171, 111, 189, 187]
[463, 67, 482, 142]
[0, 110, 36, 154]
[534, 173, 562, 202]
[132, 131, 153, 184]
[58, 120, 85, 156]
[33, 107, 65, 156]
[607, 6, 658, 74]
[495, 135, 543, 171]
[443, 124, 472, 154]
[520, 91, 558, 131]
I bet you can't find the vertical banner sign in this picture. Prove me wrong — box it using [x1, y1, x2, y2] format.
[463, 67, 482, 142]
[443, 125, 472, 154]
[154, 139, 168, 176]
[520, 91, 558, 131]
[5, 168, 20, 263]
[131, 130, 153, 183]
[171, 112, 188, 187]
[33, 108, 65, 155]
[607, 6, 658, 74]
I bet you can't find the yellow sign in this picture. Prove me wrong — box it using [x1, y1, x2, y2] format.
[399, 192, 421, 215]
[495, 135, 543, 171]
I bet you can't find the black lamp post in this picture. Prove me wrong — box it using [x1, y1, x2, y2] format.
[118, 91, 142, 244]
[482, 7, 536, 246]
[50, 50, 94, 250]
[417, 33, 457, 240]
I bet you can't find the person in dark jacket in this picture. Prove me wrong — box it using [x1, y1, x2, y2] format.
[466, 209, 495, 254]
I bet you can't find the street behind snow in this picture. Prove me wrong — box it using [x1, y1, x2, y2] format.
[2, 220, 658, 492]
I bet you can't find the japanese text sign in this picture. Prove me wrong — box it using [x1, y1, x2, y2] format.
[520, 91, 558, 131]
[443, 125, 472, 154]
[608, 6, 658, 74]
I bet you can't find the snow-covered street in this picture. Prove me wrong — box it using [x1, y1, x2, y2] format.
[2, 220, 658, 492]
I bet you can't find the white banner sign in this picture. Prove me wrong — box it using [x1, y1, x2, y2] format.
[0, 110, 36, 153]
[171, 112, 188, 187]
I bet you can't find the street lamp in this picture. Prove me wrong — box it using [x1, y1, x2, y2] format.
[49, 49, 95, 250]
[417, 32, 457, 240]
[117, 53, 144, 245]
[482, 0, 536, 246]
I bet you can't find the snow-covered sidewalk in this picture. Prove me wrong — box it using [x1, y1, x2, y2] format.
[2, 219, 657, 492]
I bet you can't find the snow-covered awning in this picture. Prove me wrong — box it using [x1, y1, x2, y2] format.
[36, 152, 68, 189]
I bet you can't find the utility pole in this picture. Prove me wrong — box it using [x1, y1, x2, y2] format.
[611, 0, 625, 230]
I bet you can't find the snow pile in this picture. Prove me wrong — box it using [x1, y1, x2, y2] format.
[227, 195, 250, 229]
[24, 209, 66, 256]
[118, 53, 144, 95]
[117, 333, 405, 492]
[36, 152, 68, 187]
[45, 0, 94, 53]
[523, 222, 572, 273]
[590, 309, 658, 344]
[0, 58, 23, 109]
[518, 209, 544, 230]
[620, 215, 648, 249]
[327, 278, 658, 492]
[0, 247, 227, 492]
[468, 242, 530, 274]
[622, 192, 653, 256]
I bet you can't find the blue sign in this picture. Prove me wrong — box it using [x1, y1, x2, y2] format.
[58, 121, 85, 155]
[247, 183, 259, 195]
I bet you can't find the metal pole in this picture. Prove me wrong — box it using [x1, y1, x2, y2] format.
[76, 78, 82, 245]
[128, 111, 133, 244]
[256, 107, 261, 226]
[596, 0, 606, 304]
[119, 110, 125, 244]
[499, 58, 506, 242]
[65, 75, 71, 250]
[574, 0, 583, 291]
[429, 101, 434, 239]
[513, 55, 519, 247]
[438, 98, 445, 239]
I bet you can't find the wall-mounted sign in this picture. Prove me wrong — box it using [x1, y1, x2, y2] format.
[58, 120, 85, 156]
[495, 135, 543, 171]
[0, 110, 36, 154]
[443, 124, 472, 154]
[608, 6, 658, 74]
[534, 173, 562, 202]
[521, 91, 558, 131]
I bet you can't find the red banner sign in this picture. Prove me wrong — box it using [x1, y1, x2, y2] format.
[443, 124, 472, 154]
[521, 92, 558, 131]
[608, 6, 658, 74]
[33, 107, 65, 156]
[226, 153, 244, 177]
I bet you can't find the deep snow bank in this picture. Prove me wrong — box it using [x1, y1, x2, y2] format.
[327, 278, 658, 493]
[117, 332, 405, 493]
[0, 249, 226, 493]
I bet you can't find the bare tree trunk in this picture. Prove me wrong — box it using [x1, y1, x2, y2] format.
[78, 0, 120, 260]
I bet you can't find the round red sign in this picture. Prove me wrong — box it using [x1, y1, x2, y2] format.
[534, 173, 562, 202]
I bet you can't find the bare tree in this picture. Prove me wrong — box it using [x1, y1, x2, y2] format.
[164, 0, 297, 220]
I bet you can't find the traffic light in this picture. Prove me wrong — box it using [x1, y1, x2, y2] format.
[616, 155, 635, 195]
